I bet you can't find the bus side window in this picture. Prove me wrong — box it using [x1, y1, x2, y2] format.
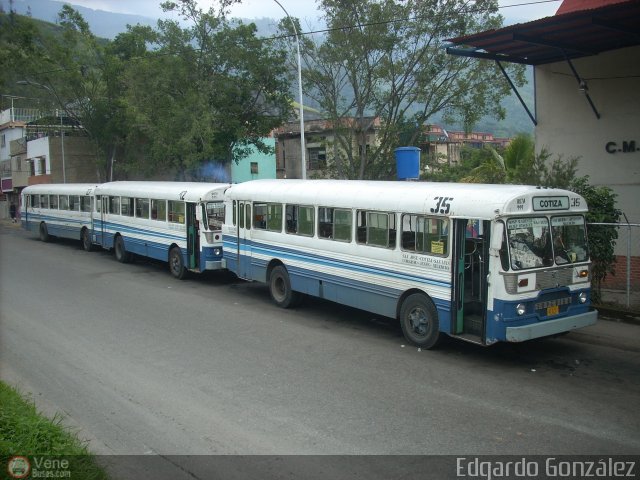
[59, 195, 69, 210]
[109, 196, 120, 215]
[135, 198, 150, 219]
[81, 196, 92, 212]
[245, 203, 251, 230]
[401, 214, 448, 256]
[318, 207, 333, 239]
[357, 210, 396, 248]
[122, 197, 134, 217]
[253, 203, 267, 229]
[151, 199, 167, 221]
[70, 195, 80, 211]
[286, 205, 314, 236]
[318, 207, 351, 241]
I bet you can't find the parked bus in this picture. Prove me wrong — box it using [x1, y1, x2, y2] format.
[22, 181, 229, 279]
[92, 182, 228, 278]
[221, 179, 597, 348]
[21, 183, 99, 248]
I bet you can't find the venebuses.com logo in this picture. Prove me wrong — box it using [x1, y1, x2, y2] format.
[7, 456, 31, 479]
[6, 456, 72, 479]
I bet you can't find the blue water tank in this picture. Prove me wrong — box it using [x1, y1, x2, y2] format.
[394, 147, 421, 180]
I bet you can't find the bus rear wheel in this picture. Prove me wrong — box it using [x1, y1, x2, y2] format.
[114, 235, 132, 263]
[39, 223, 50, 242]
[269, 265, 300, 308]
[81, 228, 93, 252]
[169, 247, 187, 280]
[399, 293, 442, 349]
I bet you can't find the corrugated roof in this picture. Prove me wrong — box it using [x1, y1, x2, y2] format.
[446, 0, 640, 65]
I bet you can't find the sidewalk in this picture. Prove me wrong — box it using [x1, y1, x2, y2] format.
[1, 217, 21, 228]
[597, 288, 640, 319]
[570, 315, 640, 352]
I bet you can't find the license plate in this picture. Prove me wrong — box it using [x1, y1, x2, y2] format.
[547, 305, 560, 316]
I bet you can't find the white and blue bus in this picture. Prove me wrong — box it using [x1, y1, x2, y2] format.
[92, 182, 229, 278]
[22, 183, 99, 248]
[22, 181, 229, 279]
[221, 179, 597, 348]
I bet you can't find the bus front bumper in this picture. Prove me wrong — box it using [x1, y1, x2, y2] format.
[506, 309, 598, 342]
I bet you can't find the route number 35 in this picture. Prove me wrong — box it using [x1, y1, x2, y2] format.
[430, 196, 453, 214]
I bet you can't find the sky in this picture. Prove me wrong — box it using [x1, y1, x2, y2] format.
[49, 0, 563, 26]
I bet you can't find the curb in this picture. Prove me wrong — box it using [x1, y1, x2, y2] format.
[595, 304, 640, 325]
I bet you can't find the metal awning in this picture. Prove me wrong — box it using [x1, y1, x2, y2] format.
[445, 0, 640, 124]
[446, 0, 640, 66]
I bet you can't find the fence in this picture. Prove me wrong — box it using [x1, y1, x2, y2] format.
[588, 221, 640, 310]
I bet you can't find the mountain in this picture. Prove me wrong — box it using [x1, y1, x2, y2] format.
[1, 0, 158, 38]
[1, 0, 282, 39]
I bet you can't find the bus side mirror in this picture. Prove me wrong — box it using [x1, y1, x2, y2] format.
[195, 206, 203, 222]
[490, 222, 504, 255]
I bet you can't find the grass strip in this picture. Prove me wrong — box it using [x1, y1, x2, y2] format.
[0, 381, 108, 478]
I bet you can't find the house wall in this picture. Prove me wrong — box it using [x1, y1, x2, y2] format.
[0, 126, 26, 162]
[231, 138, 277, 183]
[26, 136, 98, 184]
[535, 45, 640, 263]
[27, 136, 51, 176]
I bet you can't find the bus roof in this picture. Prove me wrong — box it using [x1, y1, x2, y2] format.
[22, 183, 99, 196]
[226, 180, 588, 218]
[94, 181, 229, 203]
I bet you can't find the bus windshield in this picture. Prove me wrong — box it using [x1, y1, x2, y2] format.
[506, 215, 589, 270]
[204, 202, 224, 230]
[506, 217, 553, 270]
[551, 215, 589, 264]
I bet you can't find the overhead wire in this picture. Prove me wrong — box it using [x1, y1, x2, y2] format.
[14, 0, 562, 79]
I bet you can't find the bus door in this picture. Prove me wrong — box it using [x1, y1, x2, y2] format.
[99, 196, 108, 247]
[23, 194, 29, 226]
[452, 219, 489, 341]
[236, 201, 252, 279]
[187, 202, 199, 270]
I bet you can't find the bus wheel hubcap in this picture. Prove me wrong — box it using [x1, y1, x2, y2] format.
[409, 308, 428, 335]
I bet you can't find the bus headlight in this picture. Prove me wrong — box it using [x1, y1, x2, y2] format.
[516, 303, 526, 316]
[578, 292, 588, 304]
[214, 248, 222, 257]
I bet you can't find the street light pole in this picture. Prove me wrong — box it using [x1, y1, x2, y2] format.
[58, 109, 66, 184]
[273, 0, 306, 180]
[16, 80, 66, 183]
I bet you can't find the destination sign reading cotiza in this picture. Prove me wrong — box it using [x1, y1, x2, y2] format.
[532, 196, 569, 211]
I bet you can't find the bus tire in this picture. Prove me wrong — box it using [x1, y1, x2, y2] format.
[81, 228, 93, 252]
[399, 293, 442, 349]
[114, 235, 132, 263]
[39, 223, 50, 242]
[169, 247, 187, 280]
[269, 265, 299, 309]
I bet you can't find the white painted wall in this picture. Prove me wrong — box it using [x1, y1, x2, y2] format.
[535, 45, 640, 255]
[26, 136, 51, 175]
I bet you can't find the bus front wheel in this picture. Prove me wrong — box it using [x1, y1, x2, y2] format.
[399, 293, 442, 349]
[81, 228, 93, 252]
[39, 223, 50, 242]
[114, 236, 132, 263]
[269, 265, 300, 308]
[169, 247, 187, 280]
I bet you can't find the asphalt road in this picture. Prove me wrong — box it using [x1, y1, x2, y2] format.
[1, 223, 639, 476]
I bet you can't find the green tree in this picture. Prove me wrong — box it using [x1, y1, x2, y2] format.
[15, 5, 130, 181]
[0, 9, 44, 92]
[120, 0, 292, 179]
[570, 177, 621, 303]
[281, 0, 523, 179]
